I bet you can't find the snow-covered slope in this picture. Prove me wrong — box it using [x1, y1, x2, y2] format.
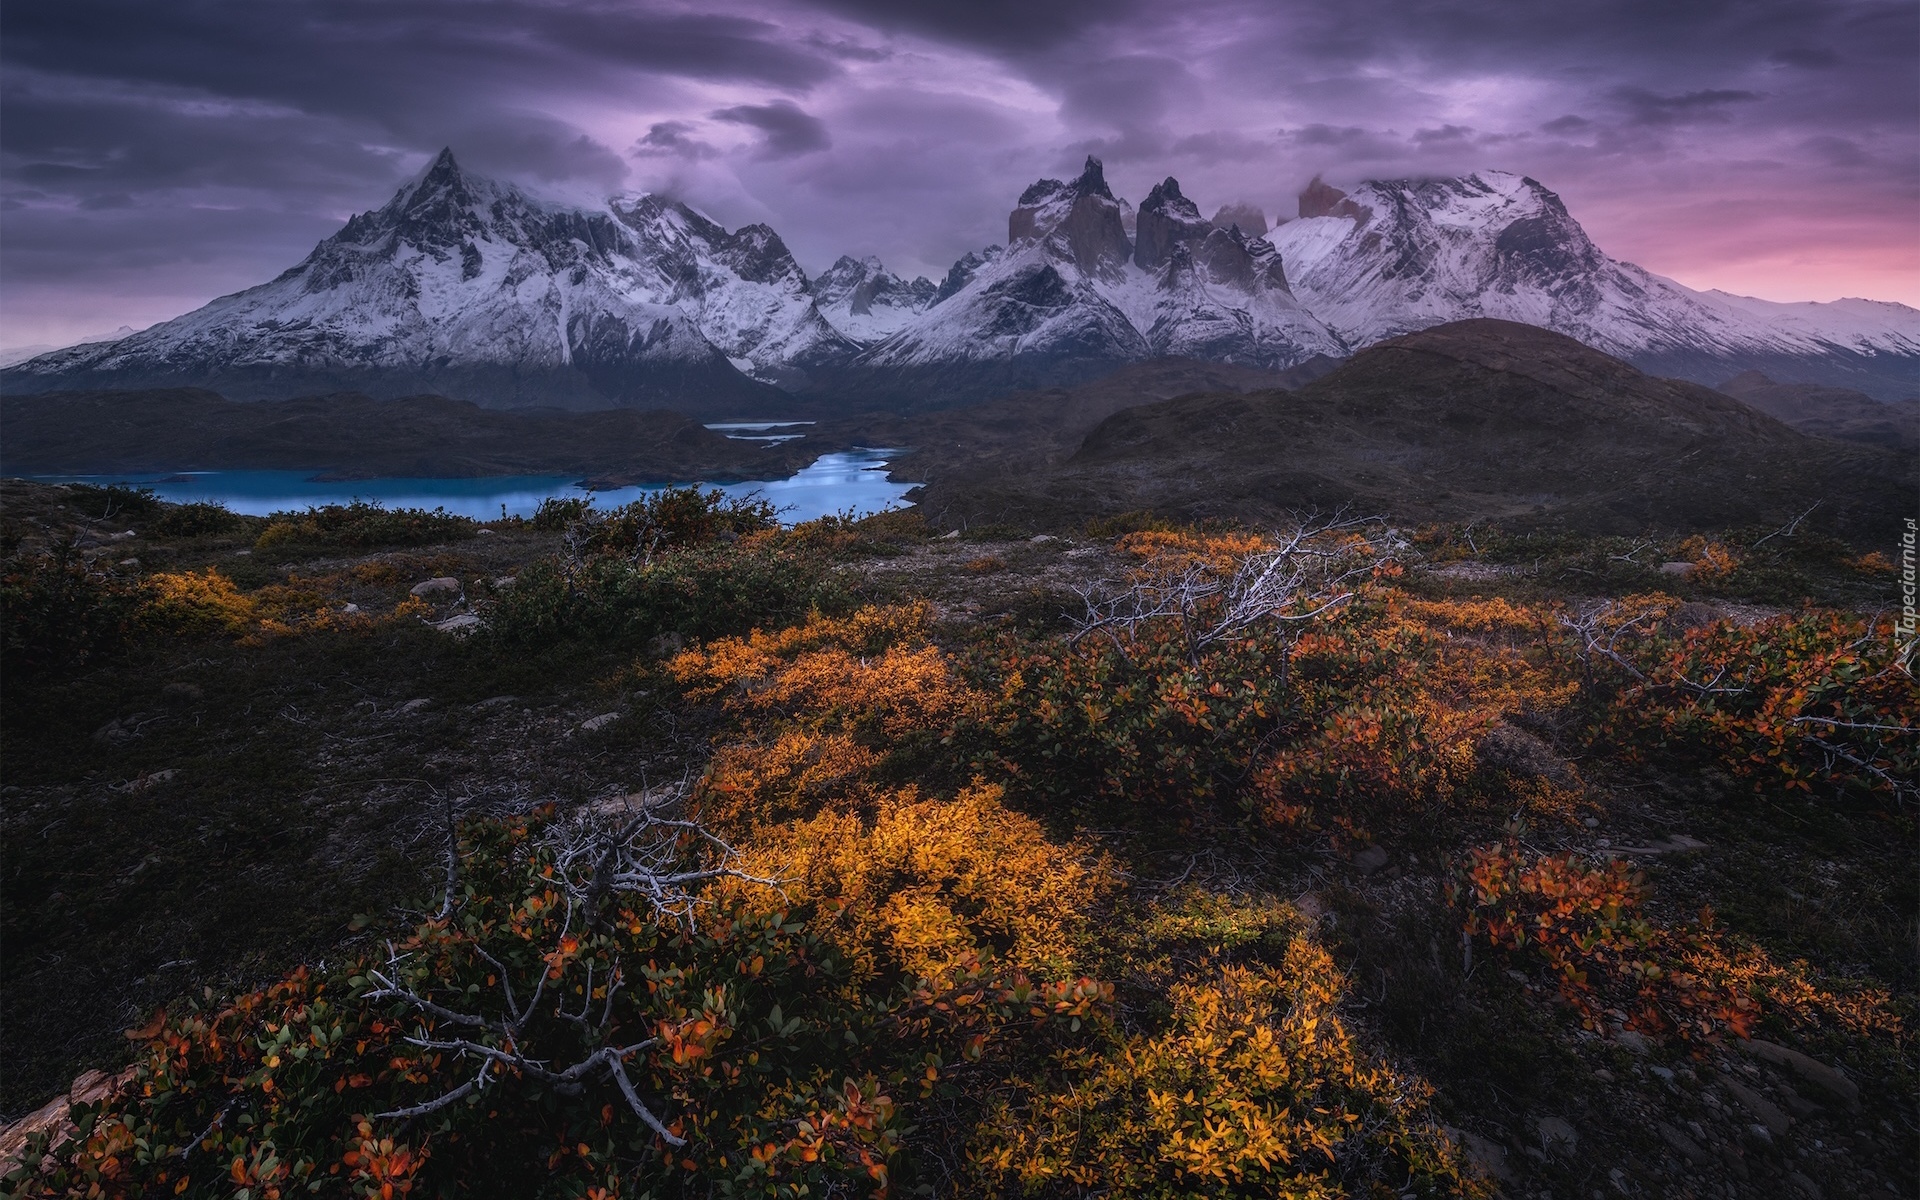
[860, 159, 1345, 385]
[1268, 172, 1920, 398]
[608, 194, 853, 383]
[809, 256, 938, 343]
[0, 151, 825, 411]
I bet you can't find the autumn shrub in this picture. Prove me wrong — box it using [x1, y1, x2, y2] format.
[1451, 838, 1759, 1044]
[986, 530, 1571, 835]
[0, 546, 148, 679]
[254, 501, 476, 551]
[719, 783, 1115, 985]
[671, 603, 985, 826]
[1566, 596, 1918, 806]
[6, 808, 1108, 1200]
[967, 942, 1481, 1198]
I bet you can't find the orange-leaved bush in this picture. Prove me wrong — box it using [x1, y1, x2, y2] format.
[5, 808, 1107, 1200]
[967, 943, 1483, 1198]
[1566, 598, 1918, 806]
[671, 603, 986, 826]
[1451, 839, 1757, 1044]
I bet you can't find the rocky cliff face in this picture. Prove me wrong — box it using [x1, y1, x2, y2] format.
[1008, 157, 1133, 282]
[1134, 178, 1213, 270]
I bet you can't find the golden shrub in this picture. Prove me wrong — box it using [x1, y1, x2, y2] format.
[725, 782, 1114, 985]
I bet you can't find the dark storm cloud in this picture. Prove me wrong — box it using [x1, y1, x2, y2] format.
[2, 0, 1916, 347]
[712, 100, 832, 159]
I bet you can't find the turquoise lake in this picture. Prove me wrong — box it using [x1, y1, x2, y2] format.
[32, 447, 917, 525]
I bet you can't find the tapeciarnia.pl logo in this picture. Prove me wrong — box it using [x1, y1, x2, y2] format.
[1898, 516, 1917, 677]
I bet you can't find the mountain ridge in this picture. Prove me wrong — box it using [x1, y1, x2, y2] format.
[6, 151, 1916, 409]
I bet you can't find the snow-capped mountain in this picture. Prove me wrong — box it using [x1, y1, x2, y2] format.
[6, 151, 1913, 414]
[809, 256, 938, 343]
[0, 150, 825, 413]
[858, 159, 1345, 391]
[1269, 172, 1920, 398]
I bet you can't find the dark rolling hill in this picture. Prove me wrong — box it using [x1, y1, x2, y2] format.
[0, 389, 812, 483]
[903, 319, 1912, 540]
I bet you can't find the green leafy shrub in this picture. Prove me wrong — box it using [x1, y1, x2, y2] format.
[254, 502, 476, 551]
[63, 483, 163, 522]
[580, 487, 779, 560]
[529, 495, 591, 531]
[487, 537, 846, 650]
[151, 501, 249, 539]
[0, 547, 148, 679]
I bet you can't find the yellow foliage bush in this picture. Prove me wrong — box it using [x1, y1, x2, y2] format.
[725, 782, 1114, 985]
[143, 569, 259, 635]
[967, 943, 1481, 1198]
[672, 603, 986, 826]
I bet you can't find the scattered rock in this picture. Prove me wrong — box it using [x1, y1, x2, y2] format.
[475, 527, 495, 536]
[1612, 1027, 1652, 1055]
[410, 576, 461, 598]
[118, 557, 140, 568]
[1450, 1128, 1513, 1183]
[940, 529, 961, 539]
[491, 576, 517, 589]
[646, 631, 686, 659]
[341, 602, 361, 614]
[1583, 816, 1601, 828]
[111, 530, 137, 541]
[232, 549, 252, 557]
[1293, 892, 1329, 922]
[1029, 534, 1059, 544]
[474, 695, 520, 710]
[1476, 725, 1579, 788]
[1659, 561, 1697, 576]
[1657, 1121, 1709, 1164]
[1612, 833, 1708, 856]
[1721, 1074, 1793, 1136]
[0, 1067, 133, 1170]
[1536, 1115, 1578, 1156]
[430, 613, 482, 636]
[92, 713, 157, 745]
[1351, 845, 1391, 875]
[117, 768, 179, 794]
[578, 712, 622, 733]
[399, 698, 433, 714]
[1788, 1171, 1822, 1198]
[1741, 1039, 1861, 1110]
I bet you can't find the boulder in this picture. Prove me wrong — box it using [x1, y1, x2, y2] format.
[410, 576, 461, 597]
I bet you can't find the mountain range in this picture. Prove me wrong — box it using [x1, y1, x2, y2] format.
[5, 149, 1916, 412]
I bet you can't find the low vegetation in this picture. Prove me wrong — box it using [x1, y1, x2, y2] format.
[2, 479, 1912, 1198]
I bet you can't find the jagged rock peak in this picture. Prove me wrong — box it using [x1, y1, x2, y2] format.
[1298, 176, 1372, 225]
[1135, 176, 1213, 271]
[1008, 156, 1131, 280]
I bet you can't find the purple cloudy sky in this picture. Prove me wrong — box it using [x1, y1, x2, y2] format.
[3, 0, 1915, 351]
